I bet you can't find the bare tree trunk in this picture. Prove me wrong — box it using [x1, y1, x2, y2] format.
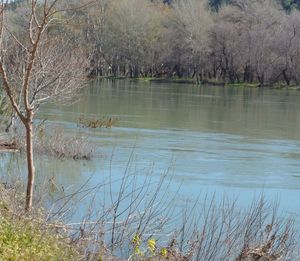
[24, 116, 35, 211]
[282, 69, 290, 86]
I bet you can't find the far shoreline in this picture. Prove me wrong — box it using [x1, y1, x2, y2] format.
[91, 76, 300, 90]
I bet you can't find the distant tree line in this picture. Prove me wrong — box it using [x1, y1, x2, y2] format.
[7, 0, 300, 86]
[160, 0, 300, 12]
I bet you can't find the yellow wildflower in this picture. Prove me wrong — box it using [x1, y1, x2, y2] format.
[161, 247, 168, 257]
[132, 234, 141, 246]
[148, 238, 156, 254]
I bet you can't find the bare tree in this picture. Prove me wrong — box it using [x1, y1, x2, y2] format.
[211, 0, 286, 85]
[171, 0, 213, 80]
[0, 0, 89, 211]
[104, 0, 164, 77]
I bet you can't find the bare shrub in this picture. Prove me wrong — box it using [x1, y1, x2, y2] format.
[0, 155, 298, 260]
[41, 160, 299, 260]
[13, 123, 95, 160]
[36, 125, 95, 160]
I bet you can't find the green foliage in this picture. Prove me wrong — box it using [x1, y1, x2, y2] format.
[0, 185, 80, 260]
[0, 217, 79, 260]
[281, 0, 300, 11]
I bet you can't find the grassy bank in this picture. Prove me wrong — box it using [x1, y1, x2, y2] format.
[0, 184, 80, 260]
[0, 217, 78, 260]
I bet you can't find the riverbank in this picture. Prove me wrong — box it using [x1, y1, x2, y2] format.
[0, 176, 298, 261]
[95, 76, 300, 90]
[0, 183, 81, 260]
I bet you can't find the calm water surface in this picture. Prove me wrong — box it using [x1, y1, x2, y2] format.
[3, 80, 300, 220]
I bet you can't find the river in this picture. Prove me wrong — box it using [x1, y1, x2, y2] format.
[2, 79, 300, 223]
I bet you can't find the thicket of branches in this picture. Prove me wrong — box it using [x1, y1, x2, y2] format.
[0, 163, 298, 260]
